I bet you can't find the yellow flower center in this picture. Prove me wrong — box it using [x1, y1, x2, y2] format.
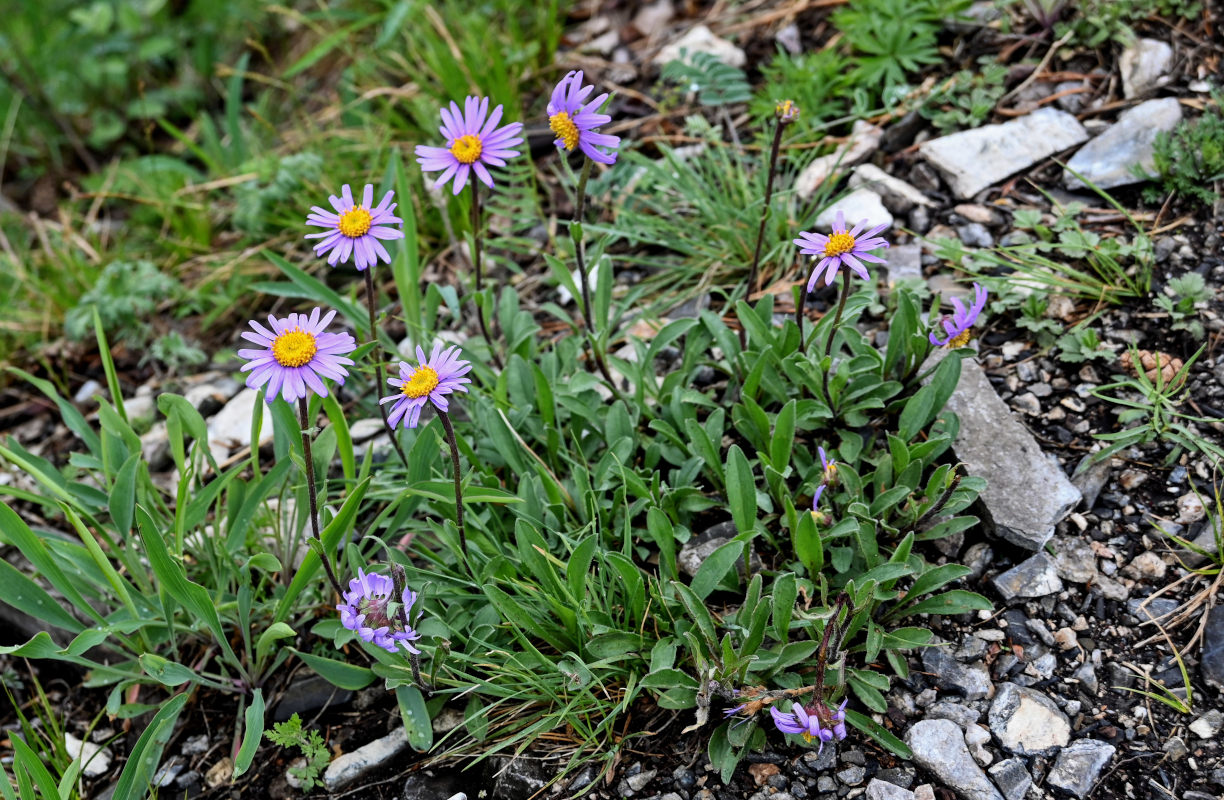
[801, 731, 814, 744]
[449, 134, 483, 165]
[824, 461, 838, 485]
[949, 329, 972, 348]
[823, 233, 856, 258]
[401, 365, 440, 399]
[337, 207, 372, 238]
[549, 111, 580, 151]
[271, 328, 318, 368]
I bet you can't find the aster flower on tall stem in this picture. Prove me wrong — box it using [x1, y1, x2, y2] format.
[741, 100, 800, 349]
[416, 96, 524, 370]
[304, 183, 409, 469]
[237, 307, 355, 598]
[929, 282, 988, 348]
[380, 342, 473, 559]
[339, 564, 430, 690]
[793, 211, 889, 358]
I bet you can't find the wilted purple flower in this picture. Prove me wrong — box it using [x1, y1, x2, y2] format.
[929, 282, 988, 347]
[337, 568, 421, 654]
[771, 702, 835, 751]
[810, 484, 826, 519]
[830, 698, 848, 741]
[238, 308, 356, 404]
[723, 704, 747, 718]
[415, 96, 524, 195]
[380, 342, 473, 429]
[794, 211, 889, 291]
[305, 184, 404, 270]
[818, 446, 838, 487]
[547, 70, 620, 165]
[775, 99, 800, 124]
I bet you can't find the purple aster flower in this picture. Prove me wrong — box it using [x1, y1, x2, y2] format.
[929, 282, 988, 347]
[723, 704, 747, 718]
[818, 446, 838, 487]
[380, 342, 473, 429]
[337, 568, 421, 654]
[304, 184, 404, 270]
[238, 308, 356, 404]
[771, 702, 835, 752]
[831, 698, 848, 741]
[547, 70, 620, 165]
[811, 484, 825, 517]
[794, 210, 890, 291]
[415, 96, 524, 195]
[775, 99, 800, 124]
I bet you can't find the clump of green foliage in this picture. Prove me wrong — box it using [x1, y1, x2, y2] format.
[1052, 0, 1203, 47]
[919, 57, 1008, 132]
[63, 259, 180, 346]
[1155, 272, 1212, 340]
[833, 0, 973, 89]
[1055, 326, 1115, 363]
[661, 52, 753, 108]
[1141, 93, 1224, 208]
[265, 714, 331, 792]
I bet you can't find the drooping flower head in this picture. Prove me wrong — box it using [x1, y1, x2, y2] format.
[337, 568, 421, 654]
[775, 99, 800, 124]
[305, 184, 404, 270]
[929, 282, 988, 348]
[415, 96, 524, 195]
[770, 698, 848, 753]
[238, 308, 356, 404]
[810, 484, 826, 521]
[819, 446, 838, 487]
[547, 70, 620, 165]
[794, 211, 890, 291]
[380, 342, 473, 429]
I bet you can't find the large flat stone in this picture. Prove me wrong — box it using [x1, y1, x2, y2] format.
[919, 109, 1088, 198]
[1119, 38, 1172, 98]
[939, 357, 1081, 550]
[987, 683, 1070, 756]
[323, 728, 408, 790]
[1045, 739, 1115, 798]
[905, 719, 1005, 800]
[1065, 98, 1182, 189]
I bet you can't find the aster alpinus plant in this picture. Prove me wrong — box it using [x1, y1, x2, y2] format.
[416, 96, 524, 369]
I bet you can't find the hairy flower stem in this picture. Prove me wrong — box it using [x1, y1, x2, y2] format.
[795, 287, 807, 356]
[823, 269, 853, 360]
[572, 156, 596, 334]
[438, 410, 468, 562]
[390, 564, 432, 693]
[741, 120, 787, 349]
[470, 183, 503, 370]
[813, 593, 851, 699]
[363, 270, 409, 470]
[297, 398, 343, 599]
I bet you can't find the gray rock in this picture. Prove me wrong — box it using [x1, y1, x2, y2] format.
[1073, 662, 1098, 694]
[987, 758, 1031, 800]
[180, 734, 209, 756]
[887, 244, 924, 284]
[323, 728, 408, 790]
[1126, 596, 1179, 623]
[1072, 456, 1111, 511]
[992, 553, 1064, 601]
[905, 719, 1004, 800]
[1045, 739, 1115, 798]
[678, 522, 761, 578]
[65, 732, 112, 778]
[1119, 38, 1173, 98]
[866, 778, 916, 800]
[988, 683, 1070, 756]
[141, 421, 172, 472]
[956, 222, 994, 248]
[922, 648, 993, 700]
[618, 768, 657, 795]
[1190, 709, 1223, 739]
[1050, 537, 1097, 584]
[1203, 603, 1224, 689]
[815, 187, 893, 229]
[919, 109, 1089, 198]
[797, 121, 884, 198]
[927, 701, 981, 728]
[938, 356, 1081, 550]
[964, 724, 993, 767]
[1162, 736, 1189, 760]
[207, 387, 274, 457]
[653, 25, 745, 68]
[1065, 98, 1182, 189]
[274, 674, 353, 722]
[491, 755, 549, 798]
[838, 765, 866, 785]
[850, 164, 934, 214]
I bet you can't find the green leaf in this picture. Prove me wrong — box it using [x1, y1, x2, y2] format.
[396, 685, 433, 751]
[233, 690, 265, 778]
[898, 589, 992, 618]
[846, 708, 911, 758]
[690, 540, 743, 601]
[108, 452, 141, 534]
[291, 648, 376, 690]
[276, 478, 370, 622]
[0, 557, 83, 633]
[256, 622, 296, 665]
[726, 445, 757, 534]
[139, 653, 203, 687]
[111, 694, 188, 799]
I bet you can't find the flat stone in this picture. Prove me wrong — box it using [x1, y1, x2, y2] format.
[1126, 596, 1178, 624]
[988, 683, 1070, 756]
[1071, 457, 1111, 510]
[987, 758, 1031, 800]
[349, 418, 386, 442]
[1202, 605, 1224, 690]
[927, 701, 981, 728]
[904, 719, 1004, 800]
[1119, 38, 1173, 98]
[797, 121, 884, 198]
[207, 387, 274, 456]
[850, 164, 934, 213]
[992, 553, 1064, 602]
[919, 108, 1088, 198]
[653, 24, 745, 68]
[1190, 709, 1223, 739]
[1073, 662, 1098, 694]
[814, 187, 893, 232]
[866, 778, 916, 800]
[963, 724, 992, 767]
[886, 243, 923, 284]
[1045, 739, 1115, 798]
[323, 728, 408, 790]
[1050, 537, 1097, 584]
[65, 732, 112, 778]
[922, 648, 992, 701]
[1065, 98, 1182, 189]
[939, 356, 1081, 550]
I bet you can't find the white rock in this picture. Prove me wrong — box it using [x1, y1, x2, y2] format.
[653, 25, 745, 68]
[850, 163, 934, 213]
[206, 388, 274, 457]
[1119, 38, 1173, 98]
[558, 261, 600, 306]
[815, 188, 893, 231]
[323, 728, 408, 790]
[865, 778, 916, 800]
[988, 683, 1071, 756]
[1065, 98, 1182, 189]
[920, 108, 1089, 198]
[73, 379, 103, 405]
[964, 723, 993, 767]
[349, 418, 386, 442]
[65, 732, 112, 778]
[1190, 709, 1223, 739]
[124, 394, 157, 428]
[632, 0, 673, 36]
[1122, 551, 1167, 581]
[796, 120, 884, 199]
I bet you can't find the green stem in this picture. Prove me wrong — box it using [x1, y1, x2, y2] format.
[746, 121, 786, 303]
[470, 182, 503, 369]
[437, 410, 468, 561]
[364, 269, 409, 470]
[822, 268, 853, 360]
[571, 156, 595, 334]
[298, 398, 343, 598]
